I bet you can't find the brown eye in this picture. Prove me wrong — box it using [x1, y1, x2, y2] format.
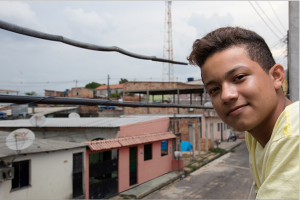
[209, 87, 219, 95]
[234, 75, 245, 81]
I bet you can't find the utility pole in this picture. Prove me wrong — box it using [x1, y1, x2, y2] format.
[107, 74, 110, 100]
[288, 1, 299, 102]
[74, 80, 78, 98]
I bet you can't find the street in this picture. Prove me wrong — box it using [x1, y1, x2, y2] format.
[145, 142, 256, 199]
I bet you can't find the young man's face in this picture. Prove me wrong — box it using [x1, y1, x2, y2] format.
[201, 46, 278, 132]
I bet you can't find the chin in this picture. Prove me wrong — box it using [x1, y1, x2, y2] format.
[230, 123, 250, 132]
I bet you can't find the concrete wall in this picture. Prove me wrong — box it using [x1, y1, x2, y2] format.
[120, 117, 169, 137]
[98, 110, 124, 117]
[0, 148, 85, 199]
[288, 1, 299, 102]
[0, 127, 119, 143]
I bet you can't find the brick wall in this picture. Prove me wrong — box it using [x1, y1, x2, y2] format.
[68, 88, 94, 98]
[123, 82, 201, 91]
[124, 107, 204, 115]
[45, 90, 66, 97]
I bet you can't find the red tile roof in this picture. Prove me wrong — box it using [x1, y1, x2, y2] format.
[95, 84, 123, 90]
[85, 132, 175, 151]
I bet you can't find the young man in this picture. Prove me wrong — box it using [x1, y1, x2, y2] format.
[187, 27, 299, 199]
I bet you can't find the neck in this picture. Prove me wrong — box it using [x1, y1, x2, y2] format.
[248, 96, 292, 148]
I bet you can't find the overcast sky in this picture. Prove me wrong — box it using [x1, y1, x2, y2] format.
[0, 1, 288, 96]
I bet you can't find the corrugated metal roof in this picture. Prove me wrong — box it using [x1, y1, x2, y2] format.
[3, 106, 78, 116]
[0, 116, 165, 128]
[85, 132, 176, 151]
[120, 114, 203, 118]
[0, 131, 85, 158]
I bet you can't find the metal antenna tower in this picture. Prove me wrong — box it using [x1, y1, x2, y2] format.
[162, 1, 174, 82]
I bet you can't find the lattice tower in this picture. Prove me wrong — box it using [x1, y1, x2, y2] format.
[162, 1, 174, 82]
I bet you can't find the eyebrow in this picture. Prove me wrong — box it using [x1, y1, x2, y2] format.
[204, 65, 247, 88]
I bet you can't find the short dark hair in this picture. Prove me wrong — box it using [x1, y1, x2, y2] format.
[187, 27, 275, 72]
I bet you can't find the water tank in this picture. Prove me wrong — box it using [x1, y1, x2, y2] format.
[187, 77, 194, 82]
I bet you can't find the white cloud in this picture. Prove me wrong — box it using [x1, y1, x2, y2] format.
[0, 1, 46, 31]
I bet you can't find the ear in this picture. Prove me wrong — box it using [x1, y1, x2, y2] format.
[269, 64, 285, 89]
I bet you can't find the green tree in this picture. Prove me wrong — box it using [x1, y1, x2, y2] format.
[85, 82, 105, 89]
[25, 91, 37, 96]
[119, 78, 128, 84]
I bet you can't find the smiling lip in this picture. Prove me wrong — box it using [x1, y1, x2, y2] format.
[227, 104, 249, 116]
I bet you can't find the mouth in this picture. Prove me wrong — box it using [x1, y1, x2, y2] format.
[226, 104, 249, 116]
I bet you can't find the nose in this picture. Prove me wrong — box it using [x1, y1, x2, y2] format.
[221, 83, 238, 103]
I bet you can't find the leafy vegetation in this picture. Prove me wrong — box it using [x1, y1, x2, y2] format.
[85, 82, 105, 89]
[25, 91, 37, 96]
[119, 78, 128, 84]
[209, 148, 226, 154]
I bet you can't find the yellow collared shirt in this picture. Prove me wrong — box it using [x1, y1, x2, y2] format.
[246, 101, 299, 199]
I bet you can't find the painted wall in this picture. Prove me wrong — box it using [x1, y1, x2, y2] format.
[0, 127, 119, 143]
[0, 148, 85, 200]
[120, 118, 169, 137]
[118, 139, 173, 193]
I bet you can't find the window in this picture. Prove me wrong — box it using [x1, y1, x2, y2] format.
[218, 123, 220, 131]
[161, 140, 168, 156]
[144, 144, 152, 161]
[12, 160, 30, 190]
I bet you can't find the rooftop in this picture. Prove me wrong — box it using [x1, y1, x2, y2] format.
[121, 114, 203, 118]
[0, 116, 165, 128]
[95, 84, 123, 90]
[0, 131, 85, 158]
[2, 106, 78, 116]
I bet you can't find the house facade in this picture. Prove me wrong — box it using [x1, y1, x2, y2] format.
[0, 134, 86, 200]
[95, 84, 123, 97]
[68, 87, 94, 98]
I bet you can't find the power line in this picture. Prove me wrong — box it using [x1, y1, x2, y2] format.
[254, 1, 285, 36]
[248, 1, 281, 39]
[268, 1, 287, 30]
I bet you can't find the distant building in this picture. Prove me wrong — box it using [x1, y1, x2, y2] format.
[0, 89, 19, 95]
[95, 84, 123, 97]
[68, 87, 94, 98]
[45, 90, 67, 97]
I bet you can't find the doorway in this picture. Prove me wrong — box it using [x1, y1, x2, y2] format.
[89, 150, 118, 199]
[129, 146, 137, 186]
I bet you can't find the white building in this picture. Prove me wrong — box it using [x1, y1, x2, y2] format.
[0, 131, 86, 199]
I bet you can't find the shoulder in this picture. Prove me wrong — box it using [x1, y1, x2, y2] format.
[272, 101, 299, 141]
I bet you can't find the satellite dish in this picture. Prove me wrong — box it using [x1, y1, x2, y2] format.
[69, 112, 80, 118]
[30, 113, 46, 126]
[6, 129, 35, 151]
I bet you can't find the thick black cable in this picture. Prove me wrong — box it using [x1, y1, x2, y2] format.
[0, 95, 214, 109]
[0, 19, 188, 66]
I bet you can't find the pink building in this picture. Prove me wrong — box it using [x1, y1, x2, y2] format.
[84, 117, 183, 199]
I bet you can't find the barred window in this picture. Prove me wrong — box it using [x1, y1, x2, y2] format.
[12, 160, 30, 190]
